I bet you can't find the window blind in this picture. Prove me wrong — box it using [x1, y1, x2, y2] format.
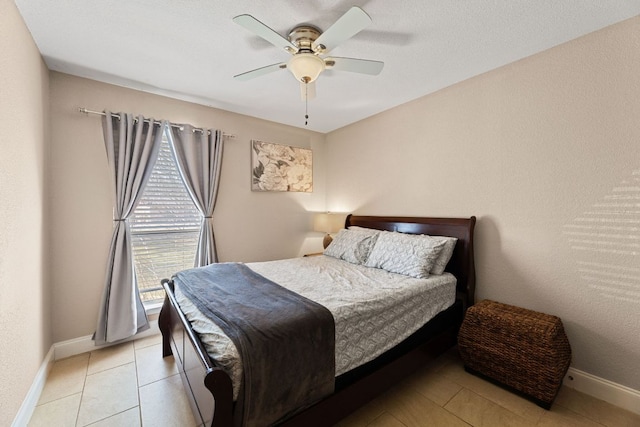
[129, 130, 201, 303]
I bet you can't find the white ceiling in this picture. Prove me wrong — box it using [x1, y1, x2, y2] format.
[15, 1, 640, 133]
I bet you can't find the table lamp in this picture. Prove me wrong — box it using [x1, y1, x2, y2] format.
[313, 212, 344, 249]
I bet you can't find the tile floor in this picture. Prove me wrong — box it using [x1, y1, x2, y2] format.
[29, 336, 640, 426]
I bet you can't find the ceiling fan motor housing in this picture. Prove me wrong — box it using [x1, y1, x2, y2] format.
[288, 25, 324, 52]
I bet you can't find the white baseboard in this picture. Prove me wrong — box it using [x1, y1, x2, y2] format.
[563, 367, 640, 416]
[11, 346, 55, 427]
[53, 319, 160, 360]
[13, 320, 160, 426]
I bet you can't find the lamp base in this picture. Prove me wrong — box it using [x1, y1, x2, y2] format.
[323, 233, 333, 249]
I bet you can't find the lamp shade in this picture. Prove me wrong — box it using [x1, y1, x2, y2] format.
[313, 212, 344, 234]
[288, 53, 325, 83]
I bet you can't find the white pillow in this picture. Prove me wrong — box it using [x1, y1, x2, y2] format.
[365, 231, 447, 279]
[429, 236, 458, 275]
[323, 228, 379, 265]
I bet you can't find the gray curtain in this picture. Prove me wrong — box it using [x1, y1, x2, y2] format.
[168, 125, 224, 267]
[94, 112, 165, 345]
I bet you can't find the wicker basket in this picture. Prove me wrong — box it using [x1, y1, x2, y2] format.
[458, 300, 571, 409]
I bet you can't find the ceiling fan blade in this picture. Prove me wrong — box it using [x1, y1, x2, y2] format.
[325, 57, 384, 75]
[300, 81, 316, 100]
[233, 14, 297, 52]
[312, 6, 371, 54]
[234, 62, 287, 81]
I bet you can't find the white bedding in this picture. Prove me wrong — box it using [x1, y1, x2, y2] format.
[174, 255, 456, 399]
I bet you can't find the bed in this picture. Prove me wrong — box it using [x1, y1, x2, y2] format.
[158, 214, 476, 426]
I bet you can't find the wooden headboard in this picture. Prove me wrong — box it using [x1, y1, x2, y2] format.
[345, 215, 477, 309]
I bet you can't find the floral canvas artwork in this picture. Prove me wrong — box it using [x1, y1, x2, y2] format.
[251, 140, 313, 192]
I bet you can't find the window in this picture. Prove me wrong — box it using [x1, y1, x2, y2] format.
[129, 128, 201, 304]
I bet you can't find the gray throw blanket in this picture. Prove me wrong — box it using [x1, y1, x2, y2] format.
[174, 263, 335, 426]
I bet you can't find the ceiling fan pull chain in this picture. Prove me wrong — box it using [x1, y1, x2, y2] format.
[305, 84, 309, 126]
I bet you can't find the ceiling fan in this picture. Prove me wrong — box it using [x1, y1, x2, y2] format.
[233, 6, 384, 101]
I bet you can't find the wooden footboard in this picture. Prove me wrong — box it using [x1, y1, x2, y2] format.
[159, 279, 233, 426]
[159, 215, 476, 426]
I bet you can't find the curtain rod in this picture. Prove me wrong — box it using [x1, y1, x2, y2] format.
[78, 108, 236, 138]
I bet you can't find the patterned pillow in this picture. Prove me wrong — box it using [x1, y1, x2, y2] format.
[323, 228, 379, 264]
[364, 231, 447, 279]
[348, 226, 381, 237]
[430, 236, 458, 275]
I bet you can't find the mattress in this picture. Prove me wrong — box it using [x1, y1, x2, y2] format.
[174, 255, 456, 399]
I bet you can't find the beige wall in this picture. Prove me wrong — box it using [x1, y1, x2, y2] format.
[326, 16, 640, 390]
[48, 73, 327, 342]
[0, 0, 51, 424]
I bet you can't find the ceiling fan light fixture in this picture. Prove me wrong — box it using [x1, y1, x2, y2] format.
[287, 53, 325, 83]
